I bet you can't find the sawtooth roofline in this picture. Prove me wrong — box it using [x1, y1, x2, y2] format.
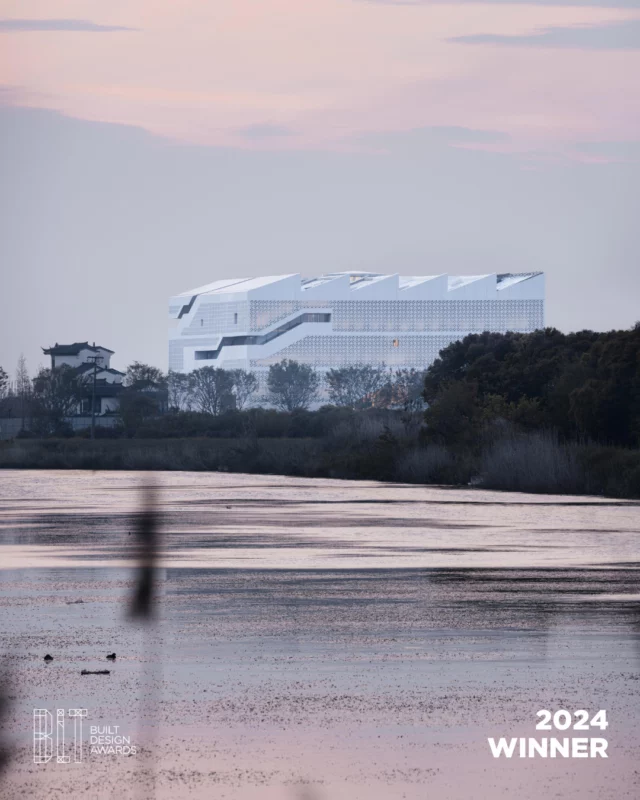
[170, 272, 544, 311]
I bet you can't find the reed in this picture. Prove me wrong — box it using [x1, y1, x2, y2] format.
[1, 430, 638, 498]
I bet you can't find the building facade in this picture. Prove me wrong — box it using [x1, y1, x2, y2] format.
[169, 272, 544, 384]
[42, 342, 124, 416]
[43, 342, 115, 372]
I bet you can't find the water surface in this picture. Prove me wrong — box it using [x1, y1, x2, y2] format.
[0, 470, 638, 799]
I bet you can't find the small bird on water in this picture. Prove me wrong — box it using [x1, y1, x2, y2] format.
[43, 655, 53, 662]
[106, 653, 116, 661]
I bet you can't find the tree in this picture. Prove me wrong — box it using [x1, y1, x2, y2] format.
[118, 363, 168, 433]
[167, 370, 195, 411]
[266, 359, 320, 412]
[191, 367, 235, 415]
[0, 366, 8, 399]
[422, 327, 640, 447]
[423, 380, 481, 451]
[423, 328, 600, 407]
[31, 365, 87, 433]
[119, 392, 160, 435]
[232, 369, 259, 411]
[325, 364, 389, 409]
[15, 354, 29, 394]
[15, 354, 30, 428]
[390, 368, 427, 412]
[124, 362, 166, 388]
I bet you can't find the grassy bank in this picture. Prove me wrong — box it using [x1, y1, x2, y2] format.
[1, 431, 639, 499]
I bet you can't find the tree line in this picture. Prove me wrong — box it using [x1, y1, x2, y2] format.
[3, 325, 638, 449]
[120, 361, 426, 432]
[0, 355, 427, 435]
[422, 326, 640, 450]
[163, 361, 426, 413]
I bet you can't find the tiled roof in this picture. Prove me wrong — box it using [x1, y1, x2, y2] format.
[42, 342, 115, 356]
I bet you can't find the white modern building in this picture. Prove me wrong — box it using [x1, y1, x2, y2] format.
[169, 272, 544, 381]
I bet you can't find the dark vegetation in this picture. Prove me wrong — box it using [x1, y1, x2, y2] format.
[423, 326, 640, 448]
[1, 327, 639, 497]
[418, 326, 640, 497]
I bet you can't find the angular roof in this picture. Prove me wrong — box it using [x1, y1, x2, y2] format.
[496, 272, 542, 290]
[447, 274, 491, 290]
[170, 271, 544, 314]
[43, 342, 114, 355]
[398, 275, 443, 290]
[178, 276, 297, 297]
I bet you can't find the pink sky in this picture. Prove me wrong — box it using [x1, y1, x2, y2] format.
[1, 0, 639, 156]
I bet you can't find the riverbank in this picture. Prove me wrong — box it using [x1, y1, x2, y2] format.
[1, 432, 639, 499]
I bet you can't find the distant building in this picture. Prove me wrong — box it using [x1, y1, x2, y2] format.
[168, 272, 545, 389]
[42, 342, 124, 416]
[43, 342, 115, 371]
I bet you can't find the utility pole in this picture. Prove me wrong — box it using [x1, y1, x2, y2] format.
[87, 355, 103, 439]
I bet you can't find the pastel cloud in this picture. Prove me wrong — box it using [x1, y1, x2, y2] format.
[357, 126, 511, 152]
[0, 0, 638, 153]
[451, 19, 640, 48]
[236, 123, 296, 139]
[0, 19, 138, 32]
[575, 140, 640, 160]
[363, 0, 640, 7]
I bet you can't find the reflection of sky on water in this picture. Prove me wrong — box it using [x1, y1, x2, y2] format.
[0, 470, 639, 797]
[1, 470, 639, 570]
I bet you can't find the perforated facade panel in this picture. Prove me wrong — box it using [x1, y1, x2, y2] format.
[169, 272, 545, 383]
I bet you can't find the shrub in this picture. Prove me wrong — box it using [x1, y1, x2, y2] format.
[394, 445, 466, 485]
[479, 432, 585, 494]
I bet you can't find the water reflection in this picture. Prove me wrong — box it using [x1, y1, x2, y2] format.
[0, 470, 639, 798]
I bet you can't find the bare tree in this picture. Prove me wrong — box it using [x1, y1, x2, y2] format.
[167, 370, 195, 411]
[390, 368, 427, 412]
[15, 354, 30, 429]
[232, 369, 259, 411]
[326, 363, 389, 409]
[118, 392, 161, 434]
[15, 355, 29, 394]
[266, 359, 320, 411]
[124, 362, 166, 388]
[191, 367, 235, 415]
[31, 365, 88, 433]
[0, 367, 8, 400]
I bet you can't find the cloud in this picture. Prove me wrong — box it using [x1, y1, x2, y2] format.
[357, 125, 511, 152]
[236, 124, 296, 140]
[0, 86, 22, 106]
[0, 19, 138, 33]
[576, 140, 640, 161]
[362, 0, 640, 7]
[450, 20, 640, 50]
